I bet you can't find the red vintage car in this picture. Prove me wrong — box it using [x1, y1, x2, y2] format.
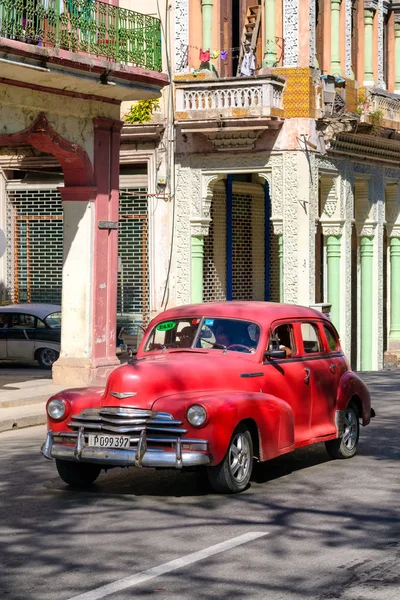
[42, 302, 374, 493]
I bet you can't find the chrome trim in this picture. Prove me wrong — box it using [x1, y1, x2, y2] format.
[74, 427, 85, 459]
[135, 430, 147, 467]
[41, 431, 54, 459]
[110, 392, 137, 399]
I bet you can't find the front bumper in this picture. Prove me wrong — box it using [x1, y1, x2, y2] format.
[41, 430, 211, 469]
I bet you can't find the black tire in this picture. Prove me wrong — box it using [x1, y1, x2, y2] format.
[325, 402, 360, 459]
[56, 459, 101, 487]
[207, 424, 253, 494]
[37, 347, 59, 369]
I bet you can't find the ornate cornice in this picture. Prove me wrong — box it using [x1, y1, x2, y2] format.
[271, 217, 283, 236]
[190, 218, 211, 237]
[364, 0, 378, 10]
[320, 219, 345, 237]
[386, 224, 400, 237]
[355, 221, 378, 237]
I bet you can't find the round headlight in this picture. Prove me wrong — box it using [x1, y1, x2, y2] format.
[47, 399, 67, 421]
[187, 404, 207, 427]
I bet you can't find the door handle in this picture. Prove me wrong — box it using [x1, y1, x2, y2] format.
[329, 364, 337, 373]
[304, 368, 311, 384]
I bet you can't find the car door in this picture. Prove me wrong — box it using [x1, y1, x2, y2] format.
[261, 320, 313, 444]
[0, 312, 9, 358]
[299, 321, 338, 439]
[6, 313, 37, 360]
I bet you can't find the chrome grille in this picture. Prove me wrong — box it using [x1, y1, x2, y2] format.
[68, 406, 188, 443]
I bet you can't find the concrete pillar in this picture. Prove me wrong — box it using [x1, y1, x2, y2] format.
[53, 118, 122, 386]
[330, 0, 343, 75]
[360, 236, 374, 371]
[191, 235, 204, 303]
[389, 235, 400, 343]
[263, 0, 276, 67]
[201, 0, 213, 69]
[364, 4, 376, 86]
[326, 234, 341, 331]
[394, 15, 400, 93]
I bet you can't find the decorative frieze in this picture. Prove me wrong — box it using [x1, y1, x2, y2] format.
[174, 0, 189, 72]
[309, 0, 316, 68]
[378, 0, 385, 88]
[345, 0, 353, 78]
[283, 0, 299, 67]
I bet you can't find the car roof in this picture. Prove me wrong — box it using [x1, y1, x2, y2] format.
[0, 304, 61, 320]
[155, 301, 331, 324]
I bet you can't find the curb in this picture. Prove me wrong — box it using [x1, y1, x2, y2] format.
[0, 402, 47, 433]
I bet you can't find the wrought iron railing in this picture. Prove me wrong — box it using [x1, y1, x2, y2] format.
[0, 0, 162, 71]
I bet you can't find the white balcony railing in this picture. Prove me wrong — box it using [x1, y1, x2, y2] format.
[368, 89, 400, 127]
[175, 76, 285, 120]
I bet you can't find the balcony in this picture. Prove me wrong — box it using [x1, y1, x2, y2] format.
[361, 88, 400, 132]
[174, 75, 285, 151]
[0, 0, 166, 101]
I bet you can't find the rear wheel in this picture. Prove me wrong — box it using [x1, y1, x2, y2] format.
[56, 459, 101, 487]
[37, 347, 59, 369]
[325, 402, 360, 459]
[207, 424, 253, 494]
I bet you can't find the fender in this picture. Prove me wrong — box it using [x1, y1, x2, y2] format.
[336, 372, 372, 426]
[152, 390, 295, 465]
[46, 387, 104, 432]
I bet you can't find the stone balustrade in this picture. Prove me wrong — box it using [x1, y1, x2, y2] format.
[175, 76, 285, 121]
[367, 89, 400, 130]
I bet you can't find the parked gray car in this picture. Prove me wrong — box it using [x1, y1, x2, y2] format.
[0, 304, 61, 368]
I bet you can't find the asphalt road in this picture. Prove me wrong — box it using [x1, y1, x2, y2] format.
[0, 372, 399, 600]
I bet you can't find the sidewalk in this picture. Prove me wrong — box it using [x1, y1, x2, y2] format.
[0, 378, 66, 433]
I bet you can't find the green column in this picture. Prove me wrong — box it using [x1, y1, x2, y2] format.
[395, 21, 400, 92]
[389, 237, 400, 341]
[360, 236, 374, 371]
[278, 234, 283, 301]
[263, 0, 276, 67]
[364, 8, 375, 84]
[191, 235, 204, 303]
[201, 0, 213, 69]
[326, 235, 341, 331]
[330, 0, 342, 75]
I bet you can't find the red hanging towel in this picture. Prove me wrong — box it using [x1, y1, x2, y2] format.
[200, 49, 211, 62]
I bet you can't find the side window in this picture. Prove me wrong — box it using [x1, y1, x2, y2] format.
[324, 325, 338, 351]
[301, 322, 322, 354]
[10, 314, 36, 329]
[270, 323, 295, 357]
[0, 313, 8, 328]
[36, 318, 46, 329]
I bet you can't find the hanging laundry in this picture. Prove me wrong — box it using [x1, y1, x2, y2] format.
[200, 49, 211, 62]
[220, 50, 228, 60]
[240, 48, 256, 77]
[210, 50, 220, 59]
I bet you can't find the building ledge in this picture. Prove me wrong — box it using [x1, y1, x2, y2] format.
[0, 38, 168, 102]
[121, 124, 165, 142]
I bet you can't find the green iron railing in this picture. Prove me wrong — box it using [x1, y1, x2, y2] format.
[0, 0, 162, 71]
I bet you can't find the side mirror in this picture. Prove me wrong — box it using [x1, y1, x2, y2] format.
[263, 349, 287, 361]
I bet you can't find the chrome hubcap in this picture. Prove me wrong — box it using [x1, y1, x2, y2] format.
[229, 433, 251, 483]
[343, 409, 358, 450]
[42, 349, 56, 367]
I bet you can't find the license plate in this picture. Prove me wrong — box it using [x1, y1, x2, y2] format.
[88, 434, 130, 449]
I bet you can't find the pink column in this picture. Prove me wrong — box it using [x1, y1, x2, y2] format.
[92, 117, 123, 372]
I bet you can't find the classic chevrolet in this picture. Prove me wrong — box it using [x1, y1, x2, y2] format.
[42, 302, 374, 493]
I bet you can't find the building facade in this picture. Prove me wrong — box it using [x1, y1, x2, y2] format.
[2, 0, 400, 375]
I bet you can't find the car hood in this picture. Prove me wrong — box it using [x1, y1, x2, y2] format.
[101, 352, 256, 410]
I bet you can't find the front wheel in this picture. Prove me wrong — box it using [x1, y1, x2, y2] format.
[325, 402, 360, 459]
[207, 424, 253, 494]
[37, 347, 59, 369]
[56, 459, 101, 487]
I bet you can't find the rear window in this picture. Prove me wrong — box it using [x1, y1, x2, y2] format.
[301, 322, 322, 354]
[44, 312, 61, 328]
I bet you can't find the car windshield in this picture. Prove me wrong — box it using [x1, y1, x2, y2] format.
[144, 317, 261, 354]
[44, 311, 61, 328]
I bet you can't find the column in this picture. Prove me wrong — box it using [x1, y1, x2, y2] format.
[201, 0, 213, 69]
[326, 234, 342, 330]
[395, 12, 400, 93]
[364, 2, 377, 85]
[263, 0, 276, 67]
[191, 235, 204, 304]
[278, 234, 284, 301]
[389, 234, 400, 343]
[360, 236, 374, 371]
[330, 0, 343, 75]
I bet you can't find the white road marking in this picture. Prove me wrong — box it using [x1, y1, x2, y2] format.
[68, 531, 269, 600]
